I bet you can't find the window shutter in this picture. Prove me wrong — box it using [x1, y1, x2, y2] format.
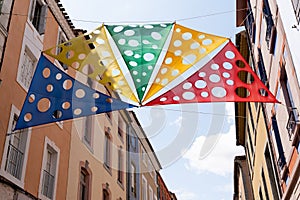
[38, 5, 47, 35]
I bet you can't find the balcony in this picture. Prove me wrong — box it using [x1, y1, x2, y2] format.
[5, 143, 24, 180]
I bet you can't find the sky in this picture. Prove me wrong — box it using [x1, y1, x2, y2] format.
[59, 0, 245, 199]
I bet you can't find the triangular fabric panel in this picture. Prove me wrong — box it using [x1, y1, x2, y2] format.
[145, 41, 278, 106]
[43, 25, 138, 103]
[143, 23, 228, 102]
[15, 55, 136, 130]
[106, 23, 173, 101]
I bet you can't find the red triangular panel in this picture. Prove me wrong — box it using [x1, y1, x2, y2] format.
[145, 41, 278, 106]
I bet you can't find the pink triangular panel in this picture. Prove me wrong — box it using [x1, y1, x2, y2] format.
[145, 41, 278, 106]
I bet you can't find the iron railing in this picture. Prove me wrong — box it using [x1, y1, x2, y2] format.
[42, 170, 55, 199]
[5, 143, 24, 180]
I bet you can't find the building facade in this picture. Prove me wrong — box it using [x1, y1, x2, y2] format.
[0, 0, 77, 199]
[235, 0, 300, 199]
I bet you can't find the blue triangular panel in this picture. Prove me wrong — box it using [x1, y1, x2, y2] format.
[15, 54, 136, 130]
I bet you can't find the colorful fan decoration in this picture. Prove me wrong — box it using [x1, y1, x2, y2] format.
[15, 23, 278, 130]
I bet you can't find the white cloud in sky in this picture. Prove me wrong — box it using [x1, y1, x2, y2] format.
[183, 125, 244, 176]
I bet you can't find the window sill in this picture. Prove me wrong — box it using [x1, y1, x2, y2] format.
[103, 164, 112, 176]
[117, 180, 124, 190]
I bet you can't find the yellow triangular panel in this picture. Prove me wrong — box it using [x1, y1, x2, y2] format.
[143, 23, 228, 102]
[44, 25, 138, 103]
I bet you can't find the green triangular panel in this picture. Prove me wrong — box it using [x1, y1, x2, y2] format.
[106, 23, 173, 101]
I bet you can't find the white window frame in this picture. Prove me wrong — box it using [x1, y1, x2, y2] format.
[0, 105, 31, 189]
[38, 137, 60, 200]
[142, 175, 147, 200]
[28, 0, 47, 35]
[149, 186, 153, 200]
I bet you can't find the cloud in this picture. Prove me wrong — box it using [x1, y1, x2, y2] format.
[183, 107, 244, 176]
[173, 189, 197, 200]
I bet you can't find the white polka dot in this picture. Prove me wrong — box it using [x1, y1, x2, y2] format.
[134, 54, 141, 59]
[201, 92, 209, 98]
[172, 70, 179, 76]
[133, 71, 138, 75]
[160, 24, 167, 27]
[199, 72, 206, 77]
[202, 39, 213, 46]
[173, 96, 180, 101]
[195, 80, 207, 89]
[190, 42, 200, 49]
[161, 78, 168, 85]
[156, 78, 160, 83]
[160, 97, 167, 102]
[101, 51, 111, 57]
[209, 74, 221, 83]
[91, 106, 98, 112]
[174, 40, 182, 47]
[144, 25, 154, 29]
[226, 80, 234, 85]
[151, 32, 162, 40]
[161, 68, 168, 74]
[223, 72, 230, 78]
[93, 93, 99, 99]
[225, 51, 235, 59]
[183, 82, 192, 90]
[56, 73, 62, 80]
[124, 50, 134, 56]
[142, 87, 146, 91]
[182, 32, 193, 40]
[112, 69, 120, 77]
[143, 40, 150, 44]
[113, 26, 124, 33]
[136, 79, 141, 83]
[74, 108, 82, 115]
[96, 38, 105, 45]
[176, 28, 181, 32]
[118, 39, 126, 45]
[182, 92, 195, 100]
[129, 61, 138, 67]
[198, 34, 205, 39]
[148, 65, 153, 70]
[128, 39, 139, 47]
[124, 30, 135, 36]
[182, 54, 197, 65]
[152, 45, 158, 49]
[199, 47, 206, 54]
[211, 64, 219, 70]
[211, 87, 227, 98]
[223, 62, 233, 70]
[175, 50, 182, 56]
[75, 89, 85, 98]
[142, 72, 147, 76]
[143, 53, 155, 62]
[165, 57, 172, 64]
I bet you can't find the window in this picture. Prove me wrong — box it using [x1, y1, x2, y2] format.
[5, 114, 29, 180]
[103, 189, 109, 200]
[79, 168, 89, 200]
[262, 0, 274, 46]
[149, 186, 153, 200]
[117, 147, 123, 184]
[56, 31, 69, 70]
[104, 131, 111, 169]
[118, 117, 126, 139]
[142, 148, 147, 166]
[41, 144, 58, 199]
[261, 169, 270, 200]
[83, 116, 93, 147]
[291, 0, 300, 23]
[142, 175, 147, 200]
[131, 163, 136, 196]
[0, 0, 3, 13]
[17, 48, 37, 89]
[29, 0, 47, 34]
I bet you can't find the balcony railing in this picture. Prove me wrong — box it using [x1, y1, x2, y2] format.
[286, 107, 300, 140]
[5, 143, 24, 180]
[42, 170, 55, 199]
